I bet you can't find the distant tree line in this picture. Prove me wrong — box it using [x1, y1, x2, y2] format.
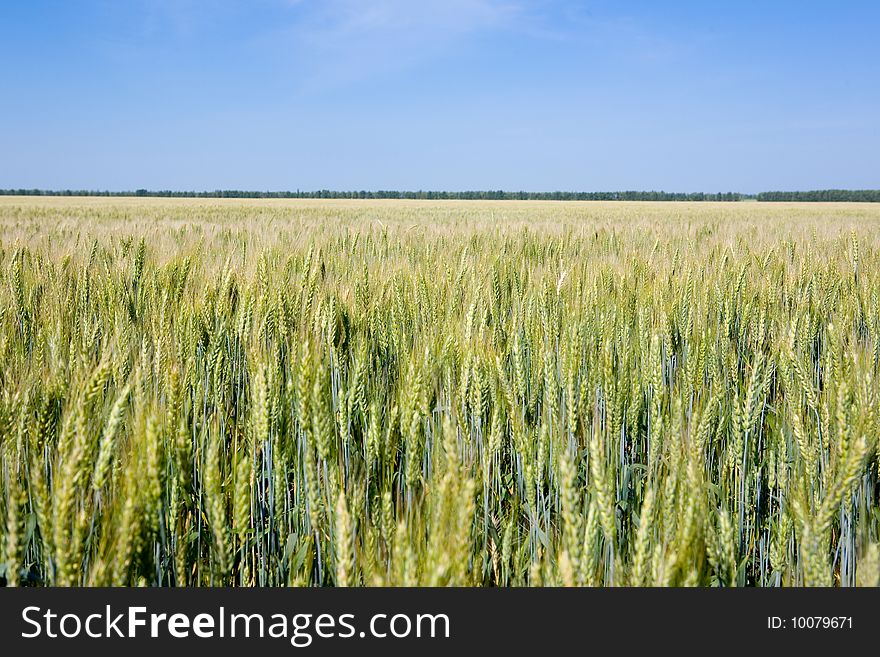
[756, 190, 880, 202]
[0, 188, 750, 201]
[1, 188, 878, 201]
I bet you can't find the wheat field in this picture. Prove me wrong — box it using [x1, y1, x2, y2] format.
[0, 197, 878, 587]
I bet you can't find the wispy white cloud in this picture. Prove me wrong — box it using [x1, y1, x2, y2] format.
[271, 0, 536, 87]
[302, 0, 524, 34]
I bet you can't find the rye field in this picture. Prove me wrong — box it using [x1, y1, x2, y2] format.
[0, 197, 879, 587]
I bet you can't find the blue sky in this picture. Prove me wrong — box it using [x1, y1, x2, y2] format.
[1, 0, 878, 192]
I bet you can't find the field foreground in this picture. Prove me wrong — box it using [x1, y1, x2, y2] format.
[1, 198, 879, 587]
